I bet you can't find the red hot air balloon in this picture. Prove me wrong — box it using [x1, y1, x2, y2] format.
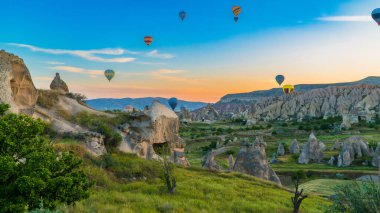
[144, 36, 153, 46]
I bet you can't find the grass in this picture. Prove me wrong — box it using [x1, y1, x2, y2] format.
[300, 179, 352, 197]
[55, 143, 329, 213]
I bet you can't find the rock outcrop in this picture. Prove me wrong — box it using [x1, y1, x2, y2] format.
[119, 101, 189, 166]
[298, 133, 324, 164]
[338, 136, 370, 167]
[0, 50, 38, 115]
[233, 137, 281, 185]
[83, 132, 106, 156]
[289, 139, 300, 154]
[202, 147, 232, 171]
[209, 85, 380, 126]
[50, 73, 69, 93]
[372, 143, 380, 167]
[277, 143, 285, 156]
[192, 104, 220, 121]
[177, 107, 192, 123]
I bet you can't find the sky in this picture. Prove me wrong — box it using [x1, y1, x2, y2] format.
[1, 0, 380, 102]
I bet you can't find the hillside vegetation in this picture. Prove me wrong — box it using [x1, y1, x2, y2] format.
[55, 142, 328, 213]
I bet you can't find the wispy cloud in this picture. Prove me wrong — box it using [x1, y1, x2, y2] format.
[146, 50, 175, 59]
[316, 15, 372, 22]
[50, 66, 103, 76]
[150, 69, 200, 83]
[9, 43, 137, 63]
[45, 61, 65, 65]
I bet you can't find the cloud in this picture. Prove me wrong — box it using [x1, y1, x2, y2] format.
[34, 76, 53, 81]
[150, 69, 200, 83]
[50, 66, 103, 76]
[146, 50, 175, 59]
[9, 43, 137, 63]
[316, 15, 372, 22]
[45, 61, 65, 65]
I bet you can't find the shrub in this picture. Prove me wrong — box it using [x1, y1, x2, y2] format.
[0, 104, 90, 212]
[37, 90, 59, 109]
[324, 181, 380, 213]
[66, 93, 87, 105]
[291, 170, 307, 180]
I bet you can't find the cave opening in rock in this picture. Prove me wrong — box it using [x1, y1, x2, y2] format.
[153, 142, 169, 156]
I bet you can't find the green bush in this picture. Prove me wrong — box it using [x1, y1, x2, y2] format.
[325, 181, 380, 213]
[0, 104, 90, 212]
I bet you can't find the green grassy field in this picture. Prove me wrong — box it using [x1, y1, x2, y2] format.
[55, 143, 329, 213]
[300, 179, 352, 197]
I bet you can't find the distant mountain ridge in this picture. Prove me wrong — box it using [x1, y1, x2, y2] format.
[85, 97, 208, 111]
[220, 76, 380, 103]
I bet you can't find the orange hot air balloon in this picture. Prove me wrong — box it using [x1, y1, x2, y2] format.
[144, 36, 153, 46]
[232, 6, 242, 22]
[232, 6, 242, 17]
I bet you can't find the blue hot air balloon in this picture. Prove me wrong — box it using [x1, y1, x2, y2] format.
[275, 75, 285, 86]
[179, 11, 186, 21]
[168, 97, 178, 110]
[372, 8, 380, 25]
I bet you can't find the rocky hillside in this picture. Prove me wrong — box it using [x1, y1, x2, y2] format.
[220, 76, 380, 103]
[0, 50, 38, 115]
[193, 84, 380, 128]
[0, 51, 189, 164]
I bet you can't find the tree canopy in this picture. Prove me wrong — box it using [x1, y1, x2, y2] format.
[0, 104, 90, 212]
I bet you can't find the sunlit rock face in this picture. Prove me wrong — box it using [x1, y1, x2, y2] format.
[50, 73, 69, 93]
[119, 101, 189, 166]
[298, 133, 324, 164]
[233, 137, 282, 185]
[0, 50, 38, 115]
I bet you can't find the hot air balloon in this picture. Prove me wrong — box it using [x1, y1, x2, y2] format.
[168, 97, 178, 110]
[372, 8, 380, 25]
[144, 36, 153, 46]
[104, 69, 115, 82]
[179, 11, 186, 21]
[275, 75, 285, 86]
[282, 85, 295, 94]
[232, 6, 242, 22]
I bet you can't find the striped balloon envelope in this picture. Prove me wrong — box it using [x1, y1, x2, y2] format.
[144, 36, 153, 46]
[232, 6, 242, 17]
[104, 69, 115, 82]
[372, 8, 380, 25]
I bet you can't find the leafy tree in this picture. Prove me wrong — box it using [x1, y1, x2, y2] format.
[0, 104, 90, 212]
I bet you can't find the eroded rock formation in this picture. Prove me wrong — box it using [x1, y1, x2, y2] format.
[338, 136, 370, 167]
[298, 133, 324, 164]
[372, 143, 380, 167]
[0, 50, 38, 115]
[50, 73, 69, 93]
[119, 101, 189, 166]
[277, 143, 285, 156]
[233, 137, 281, 185]
[192, 104, 220, 121]
[289, 139, 300, 154]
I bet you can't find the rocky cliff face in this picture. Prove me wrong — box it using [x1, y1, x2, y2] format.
[119, 101, 189, 166]
[191, 104, 220, 121]
[203, 85, 380, 126]
[0, 50, 38, 115]
[233, 137, 281, 185]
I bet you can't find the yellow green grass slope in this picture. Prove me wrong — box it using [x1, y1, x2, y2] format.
[56, 143, 328, 213]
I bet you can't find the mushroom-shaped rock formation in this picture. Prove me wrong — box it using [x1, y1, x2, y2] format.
[50, 73, 69, 93]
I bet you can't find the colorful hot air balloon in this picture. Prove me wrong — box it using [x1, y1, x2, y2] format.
[232, 6, 242, 22]
[372, 8, 380, 25]
[104, 69, 115, 82]
[282, 85, 295, 94]
[179, 11, 186, 21]
[168, 97, 178, 110]
[144, 36, 153, 46]
[275, 75, 285, 86]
